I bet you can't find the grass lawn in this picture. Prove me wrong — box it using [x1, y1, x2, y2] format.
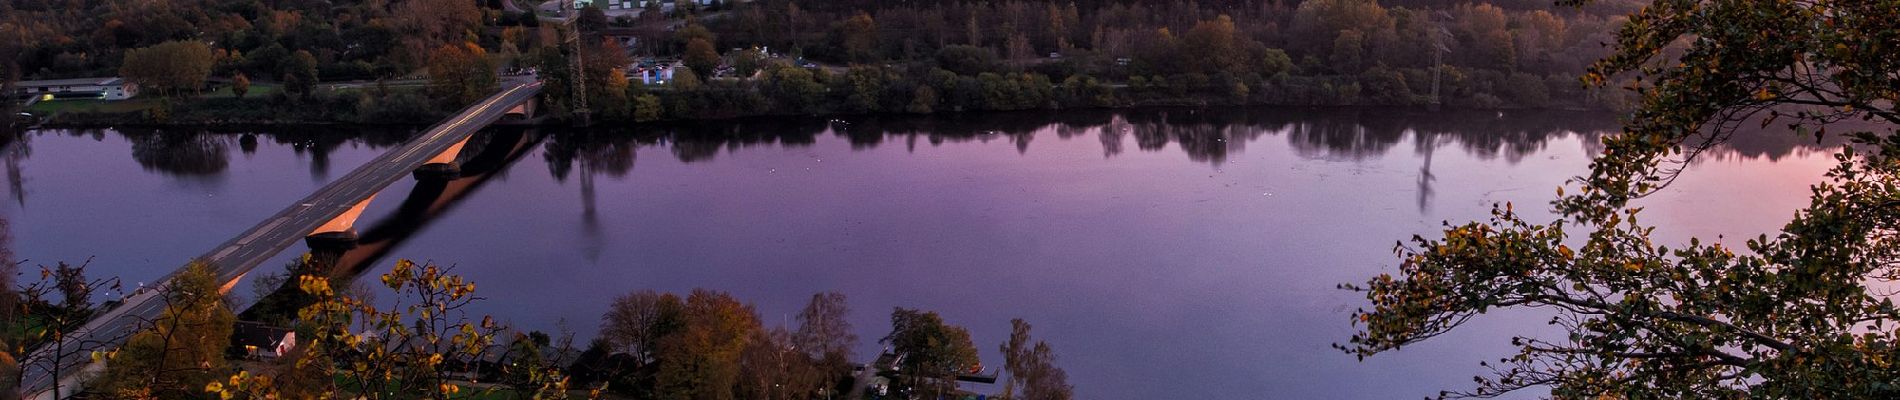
[23, 83, 282, 115]
[25, 98, 160, 114]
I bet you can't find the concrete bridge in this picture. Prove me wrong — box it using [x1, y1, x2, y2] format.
[242, 128, 543, 322]
[17, 80, 545, 400]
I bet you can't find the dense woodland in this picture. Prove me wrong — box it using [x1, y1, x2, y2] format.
[0, 0, 1657, 124]
[554, 0, 1654, 121]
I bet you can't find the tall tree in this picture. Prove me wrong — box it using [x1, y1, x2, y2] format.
[229, 73, 250, 99]
[999, 319, 1072, 400]
[89, 262, 234, 399]
[793, 292, 855, 387]
[426, 42, 499, 107]
[281, 50, 318, 98]
[736, 327, 809, 400]
[838, 12, 880, 63]
[601, 290, 686, 368]
[1343, 0, 1900, 398]
[212, 260, 555, 399]
[881, 308, 979, 398]
[120, 40, 215, 97]
[654, 289, 760, 400]
[9, 261, 118, 400]
[683, 38, 721, 79]
[1181, 15, 1246, 75]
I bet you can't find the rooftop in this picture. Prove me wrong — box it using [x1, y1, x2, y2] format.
[16, 77, 124, 87]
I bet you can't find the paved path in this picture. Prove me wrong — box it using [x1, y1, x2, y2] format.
[17, 80, 543, 400]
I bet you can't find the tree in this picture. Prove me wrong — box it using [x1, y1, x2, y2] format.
[0, 222, 13, 398]
[601, 290, 685, 368]
[731, 48, 765, 79]
[212, 260, 546, 399]
[1343, 1, 1900, 398]
[840, 66, 889, 112]
[89, 262, 233, 399]
[881, 308, 979, 398]
[229, 73, 250, 98]
[120, 40, 215, 97]
[1259, 48, 1295, 78]
[634, 94, 663, 122]
[838, 12, 879, 63]
[1287, 0, 1392, 65]
[935, 45, 1000, 76]
[281, 50, 318, 98]
[427, 42, 499, 107]
[396, 0, 482, 50]
[907, 85, 938, 114]
[671, 67, 703, 92]
[597, 70, 633, 121]
[583, 39, 633, 121]
[1181, 15, 1245, 75]
[792, 292, 855, 388]
[764, 65, 824, 114]
[1329, 29, 1366, 74]
[578, 5, 609, 33]
[736, 328, 809, 400]
[9, 261, 119, 400]
[526, 46, 577, 120]
[682, 38, 720, 79]
[653, 289, 760, 400]
[999, 319, 1071, 400]
[677, 23, 717, 48]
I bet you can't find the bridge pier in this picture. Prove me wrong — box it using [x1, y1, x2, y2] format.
[413, 136, 471, 180]
[306, 194, 375, 250]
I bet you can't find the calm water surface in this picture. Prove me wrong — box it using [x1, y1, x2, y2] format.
[1, 108, 1842, 399]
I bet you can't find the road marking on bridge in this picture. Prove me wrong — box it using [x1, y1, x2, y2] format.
[388, 85, 522, 164]
[239, 217, 291, 245]
[211, 245, 240, 261]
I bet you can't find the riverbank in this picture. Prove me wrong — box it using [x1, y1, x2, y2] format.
[30, 77, 1630, 128]
[26, 85, 456, 127]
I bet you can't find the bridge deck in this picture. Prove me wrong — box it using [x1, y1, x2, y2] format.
[18, 80, 543, 399]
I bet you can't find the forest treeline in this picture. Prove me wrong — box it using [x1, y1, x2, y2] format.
[0, 0, 1654, 124]
[551, 0, 1652, 122]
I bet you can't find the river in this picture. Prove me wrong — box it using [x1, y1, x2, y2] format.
[0, 107, 1843, 399]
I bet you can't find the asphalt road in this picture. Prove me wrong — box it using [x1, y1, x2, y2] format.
[17, 80, 543, 400]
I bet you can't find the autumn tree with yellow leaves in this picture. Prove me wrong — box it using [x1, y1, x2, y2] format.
[213, 259, 577, 400]
[1343, 0, 1900, 398]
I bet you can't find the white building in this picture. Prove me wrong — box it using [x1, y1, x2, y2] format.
[13, 77, 139, 101]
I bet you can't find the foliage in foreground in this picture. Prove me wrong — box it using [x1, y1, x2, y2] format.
[1342, 0, 1900, 398]
[213, 259, 575, 400]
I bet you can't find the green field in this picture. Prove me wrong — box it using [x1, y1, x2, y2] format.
[25, 98, 159, 114]
[23, 83, 283, 115]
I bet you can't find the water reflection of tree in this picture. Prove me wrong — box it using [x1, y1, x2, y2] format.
[3, 127, 26, 207]
[120, 128, 231, 177]
[542, 130, 641, 249]
[265, 127, 412, 182]
[539, 106, 1830, 175]
[112, 126, 413, 182]
[544, 132, 639, 182]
